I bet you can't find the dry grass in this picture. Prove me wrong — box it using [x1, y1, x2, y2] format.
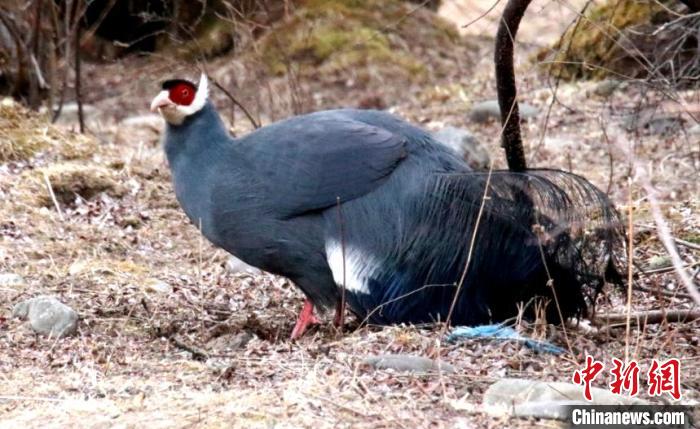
[1, 7, 699, 428]
[0, 99, 98, 164]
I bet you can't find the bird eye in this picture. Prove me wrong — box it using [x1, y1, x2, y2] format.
[182, 89, 190, 96]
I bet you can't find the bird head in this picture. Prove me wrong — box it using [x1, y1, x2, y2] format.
[150, 73, 209, 125]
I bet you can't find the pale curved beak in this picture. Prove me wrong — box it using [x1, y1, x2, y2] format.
[150, 90, 174, 112]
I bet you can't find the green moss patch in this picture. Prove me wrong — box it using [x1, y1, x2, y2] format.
[256, 0, 464, 85]
[0, 98, 99, 163]
[540, 0, 673, 81]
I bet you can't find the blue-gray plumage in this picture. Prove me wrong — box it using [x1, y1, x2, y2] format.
[165, 97, 618, 332]
[158, 85, 622, 337]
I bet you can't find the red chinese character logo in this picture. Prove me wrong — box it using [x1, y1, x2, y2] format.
[609, 358, 640, 396]
[647, 358, 682, 400]
[573, 355, 605, 401]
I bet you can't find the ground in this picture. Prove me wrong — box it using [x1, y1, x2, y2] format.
[1, 1, 699, 428]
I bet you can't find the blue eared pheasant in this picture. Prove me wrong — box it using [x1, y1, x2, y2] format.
[150, 0, 622, 339]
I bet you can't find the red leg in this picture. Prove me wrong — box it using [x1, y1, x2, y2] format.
[290, 299, 320, 340]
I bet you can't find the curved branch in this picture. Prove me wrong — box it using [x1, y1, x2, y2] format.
[495, 0, 532, 171]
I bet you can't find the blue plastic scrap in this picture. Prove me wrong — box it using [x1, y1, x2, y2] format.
[446, 324, 566, 354]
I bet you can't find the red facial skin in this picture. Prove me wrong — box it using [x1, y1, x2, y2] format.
[169, 83, 196, 106]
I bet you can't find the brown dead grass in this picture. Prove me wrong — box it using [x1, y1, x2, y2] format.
[0, 99, 98, 163]
[1, 6, 699, 427]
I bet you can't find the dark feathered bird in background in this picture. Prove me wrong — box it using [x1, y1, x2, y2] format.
[150, 0, 623, 339]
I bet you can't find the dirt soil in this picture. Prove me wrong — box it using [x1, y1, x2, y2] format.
[1, 1, 699, 428]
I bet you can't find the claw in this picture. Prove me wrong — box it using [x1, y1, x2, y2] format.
[290, 299, 320, 340]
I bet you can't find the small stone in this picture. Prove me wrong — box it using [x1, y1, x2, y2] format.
[120, 114, 163, 130]
[226, 256, 263, 275]
[624, 110, 685, 135]
[12, 296, 78, 337]
[145, 278, 173, 294]
[53, 103, 98, 125]
[206, 331, 255, 352]
[482, 378, 647, 407]
[469, 100, 538, 124]
[0, 273, 26, 287]
[116, 114, 163, 145]
[362, 354, 455, 373]
[589, 79, 622, 97]
[646, 255, 672, 270]
[433, 126, 490, 169]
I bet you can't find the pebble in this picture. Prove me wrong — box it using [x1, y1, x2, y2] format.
[0, 273, 26, 287]
[433, 126, 490, 169]
[646, 255, 672, 270]
[362, 354, 455, 373]
[206, 331, 255, 351]
[53, 102, 98, 125]
[12, 296, 79, 337]
[469, 99, 539, 124]
[145, 278, 173, 294]
[482, 378, 647, 416]
[227, 256, 263, 275]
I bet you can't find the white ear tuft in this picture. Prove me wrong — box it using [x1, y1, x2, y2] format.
[197, 73, 209, 101]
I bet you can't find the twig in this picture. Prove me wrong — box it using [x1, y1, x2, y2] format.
[335, 196, 346, 333]
[74, 11, 84, 133]
[0, 395, 66, 403]
[443, 161, 494, 330]
[170, 336, 209, 360]
[613, 128, 700, 306]
[625, 178, 634, 363]
[596, 309, 700, 327]
[642, 177, 700, 305]
[42, 172, 64, 221]
[495, 0, 531, 171]
[211, 78, 260, 129]
[635, 283, 692, 300]
[675, 238, 700, 251]
[641, 260, 700, 275]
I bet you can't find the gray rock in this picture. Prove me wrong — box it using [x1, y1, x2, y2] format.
[433, 126, 490, 169]
[145, 278, 173, 294]
[12, 296, 79, 337]
[116, 114, 163, 145]
[647, 116, 684, 135]
[206, 331, 255, 351]
[589, 79, 622, 97]
[483, 378, 648, 407]
[362, 354, 455, 373]
[120, 114, 163, 130]
[688, 124, 700, 135]
[53, 102, 98, 125]
[510, 400, 579, 420]
[226, 256, 263, 275]
[623, 110, 685, 135]
[646, 255, 672, 271]
[0, 273, 26, 287]
[469, 100, 538, 124]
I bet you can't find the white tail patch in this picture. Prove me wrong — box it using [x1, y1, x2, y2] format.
[325, 240, 375, 294]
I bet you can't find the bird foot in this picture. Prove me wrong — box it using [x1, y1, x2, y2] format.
[290, 299, 320, 340]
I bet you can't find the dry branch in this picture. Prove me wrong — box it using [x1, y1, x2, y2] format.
[596, 309, 700, 326]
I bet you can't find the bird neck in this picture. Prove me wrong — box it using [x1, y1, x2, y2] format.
[162, 101, 240, 240]
[163, 101, 234, 161]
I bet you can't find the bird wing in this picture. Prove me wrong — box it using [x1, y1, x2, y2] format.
[241, 116, 409, 218]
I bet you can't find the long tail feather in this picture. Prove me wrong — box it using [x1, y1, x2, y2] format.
[374, 169, 625, 325]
